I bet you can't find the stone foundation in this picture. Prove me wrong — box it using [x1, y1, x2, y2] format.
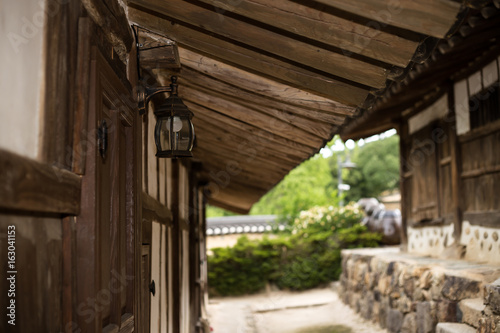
[339, 248, 500, 333]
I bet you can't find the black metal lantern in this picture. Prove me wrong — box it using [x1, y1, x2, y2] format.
[154, 77, 194, 158]
[138, 76, 195, 158]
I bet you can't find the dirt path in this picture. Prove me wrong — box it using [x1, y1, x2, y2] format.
[207, 285, 388, 333]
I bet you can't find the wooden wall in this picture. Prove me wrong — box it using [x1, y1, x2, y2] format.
[402, 53, 500, 262]
[0, 1, 209, 332]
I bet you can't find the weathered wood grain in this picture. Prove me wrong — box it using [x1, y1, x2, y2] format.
[142, 192, 173, 223]
[0, 148, 81, 214]
[184, 100, 316, 154]
[192, 119, 306, 165]
[179, 68, 347, 124]
[181, 85, 324, 147]
[315, 0, 462, 38]
[129, 0, 389, 88]
[181, 80, 337, 139]
[197, 0, 418, 66]
[128, 7, 372, 105]
[81, 0, 133, 59]
[178, 48, 356, 115]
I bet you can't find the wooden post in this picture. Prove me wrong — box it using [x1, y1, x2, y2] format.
[398, 122, 409, 246]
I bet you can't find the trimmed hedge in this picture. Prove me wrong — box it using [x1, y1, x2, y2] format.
[208, 205, 381, 296]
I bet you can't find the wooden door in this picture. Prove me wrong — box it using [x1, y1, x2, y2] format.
[141, 245, 151, 333]
[77, 47, 137, 333]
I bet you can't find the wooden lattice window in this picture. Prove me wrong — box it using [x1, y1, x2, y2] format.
[469, 84, 500, 130]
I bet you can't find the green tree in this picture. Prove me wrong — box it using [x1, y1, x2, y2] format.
[250, 154, 337, 222]
[342, 135, 400, 202]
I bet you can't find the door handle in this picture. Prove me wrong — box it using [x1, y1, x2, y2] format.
[149, 280, 156, 296]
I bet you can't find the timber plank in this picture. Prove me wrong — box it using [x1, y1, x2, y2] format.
[193, 119, 306, 165]
[180, 86, 324, 147]
[179, 68, 347, 125]
[181, 80, 337, 139]
[142, 192, 173, 223]
[129, 0, 389, 88]
[128, 7, 372, 105]
[185, 102, 316, 155]
[0, 148, 81, 215]
[196, 0, 418, 67]
[194, 132, 297, 170]
[193, 148, 288, 181]
[81, 0, 133, 57]
[314, 0, 461, 38]
[178, 47, 356, 115]
[197, 158, 281, 188]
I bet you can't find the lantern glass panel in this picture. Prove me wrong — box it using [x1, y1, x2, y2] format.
[155, 115, 194, 156]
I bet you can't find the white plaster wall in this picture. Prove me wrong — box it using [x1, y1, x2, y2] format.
[460, 221, 500, 265]
[0, 0, 46, 159]
[407, 224, 455, 257]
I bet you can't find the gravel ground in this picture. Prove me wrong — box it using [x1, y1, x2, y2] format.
[207, 285, 388, 333]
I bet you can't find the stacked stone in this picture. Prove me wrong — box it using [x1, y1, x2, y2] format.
[338, 249, 500, 333]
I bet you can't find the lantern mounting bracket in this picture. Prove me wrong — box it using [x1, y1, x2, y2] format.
[137, 76, 178, 115]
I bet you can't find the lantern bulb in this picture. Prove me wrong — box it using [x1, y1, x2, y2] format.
[167, 116, 183, 132]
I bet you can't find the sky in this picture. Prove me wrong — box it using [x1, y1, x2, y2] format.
[320, 128, 397, 158]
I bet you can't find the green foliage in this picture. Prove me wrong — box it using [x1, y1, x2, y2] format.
[206, 205, 237, 218]
[342, 135, 400, 202]
[250, 155, 338, 222]
[208, 205, 381, 296]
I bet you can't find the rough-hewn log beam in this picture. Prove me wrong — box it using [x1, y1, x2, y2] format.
[129, 0, 389, 87]
[179, 68, 348, 124]
[181, 81, 337, 139]
[193, 117, 307, 165]
[180, 85, 325, 147]
[0, 149, 81, 215]
[186, 101, 315, 155]
[196, 0, 418, 67]
[315, 0, 462, 38]
[178, 48, 356, 115]
[128, 7, 374, 105]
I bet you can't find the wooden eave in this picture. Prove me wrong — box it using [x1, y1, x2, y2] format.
[126, 0, 467, 213]
[341, 3, 500, 141]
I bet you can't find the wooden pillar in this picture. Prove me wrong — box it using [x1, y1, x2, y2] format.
[170, 160, 180, 333]
[448, 90, 464, 242]
[398, 122, 409, 246]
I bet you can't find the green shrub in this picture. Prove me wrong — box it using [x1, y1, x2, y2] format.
[208, 204, 381, 296]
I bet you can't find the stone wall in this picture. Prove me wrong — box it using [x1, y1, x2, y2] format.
[339, 248, 500, 333]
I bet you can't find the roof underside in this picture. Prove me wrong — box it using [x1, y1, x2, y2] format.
[126, 0, 465, 213]
[341, 3, 500, 141]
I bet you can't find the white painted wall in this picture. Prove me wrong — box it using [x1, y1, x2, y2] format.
[407, 224, 455, 257]
[0, 0, 46, 159]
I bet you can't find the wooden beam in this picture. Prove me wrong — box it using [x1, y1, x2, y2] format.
[0, 148, 81, 215]
[198, 168, 275, 193]
[180, 85, 325, 147]
[129, 0, 389, 87]
[141, 192, 173, 223]
[179, 68, 348, 124]
[81, 0, 133, 58]
[178, 48, 355, 115]
[194, 129, 298, 170]
[186, 101, 315, 155]
[314, 0, 461, 38]
[180, 79, 338, 139]
[196, 0, 418, 67]
[128, 7, 372, 105]
[193, 118, 307, 165]
[206, 198, 251, 214]
[197, 158, 281, 188]
[193, 148, 287, 181]
[206, 184, 266, 210]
